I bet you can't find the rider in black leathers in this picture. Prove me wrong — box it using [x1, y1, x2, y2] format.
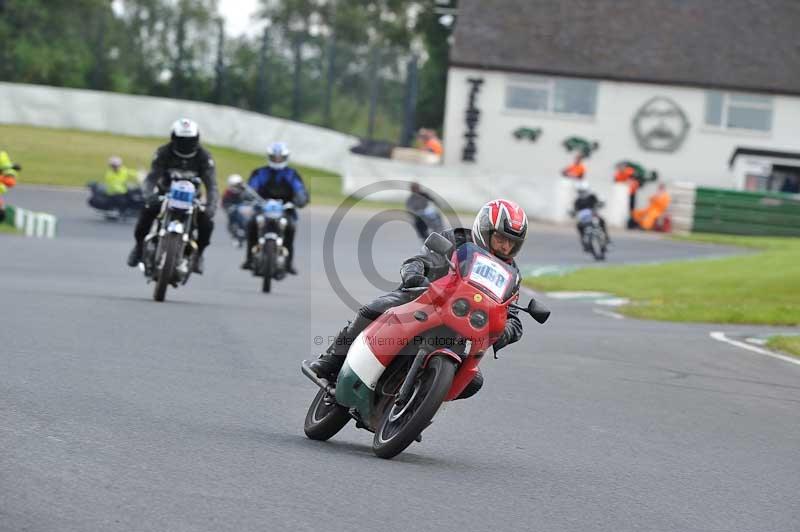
[309, 199, 530, 400]
[127, 119, 218, 274]
[572, 182, 609, 243]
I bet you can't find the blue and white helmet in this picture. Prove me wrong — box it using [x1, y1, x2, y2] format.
[266, 142, 290, 170]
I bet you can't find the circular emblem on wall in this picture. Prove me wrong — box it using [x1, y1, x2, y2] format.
[632, 97, 690, 153]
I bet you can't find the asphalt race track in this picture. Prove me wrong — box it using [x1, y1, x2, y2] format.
[2, 186, 798, 532]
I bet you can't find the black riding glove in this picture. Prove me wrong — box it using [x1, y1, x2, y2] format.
[144, 195, 161, 209]
[493, 330, 512, 352]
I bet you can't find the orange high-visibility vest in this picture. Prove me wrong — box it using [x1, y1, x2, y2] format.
[633, 190, 671, 230]
[424, 137, 443, 156]
[564, 163, 585, 179]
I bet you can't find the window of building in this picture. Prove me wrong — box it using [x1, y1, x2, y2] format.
[506, 76, 597, 117]
[705, 92, 773, 132]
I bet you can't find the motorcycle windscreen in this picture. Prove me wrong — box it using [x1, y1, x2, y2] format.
[456, 243, 517, 302]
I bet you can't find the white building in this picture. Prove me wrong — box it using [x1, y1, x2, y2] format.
[440, 0, 800, 221]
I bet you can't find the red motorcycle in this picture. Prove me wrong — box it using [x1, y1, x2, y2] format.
[301, 233, 550, 459]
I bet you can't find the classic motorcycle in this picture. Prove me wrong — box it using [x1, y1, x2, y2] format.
[251, 198, 294, 293]
[575, 208, 609, 261]
[139, 172, 204, 302]
[87, 182, 145, 221]
[226, 202, 255, 247]
[301, 233, 551, 459]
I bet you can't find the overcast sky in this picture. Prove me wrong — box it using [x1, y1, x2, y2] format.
[218, 0, 260, 37]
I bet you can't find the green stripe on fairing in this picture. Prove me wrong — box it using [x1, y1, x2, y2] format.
[335, 362, 374, 418]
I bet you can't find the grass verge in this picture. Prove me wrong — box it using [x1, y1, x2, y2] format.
[0, 124, 344, 203]
[766, 336, 800, 358]
[525, 234, 800, 325]
[0, 223, 20, 234]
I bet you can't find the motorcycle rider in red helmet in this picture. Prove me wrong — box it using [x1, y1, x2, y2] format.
[309, 199, 529, 399]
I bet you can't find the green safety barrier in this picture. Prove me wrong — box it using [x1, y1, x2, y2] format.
[692, 188, 800, 237]
[2, 204, 15, 226]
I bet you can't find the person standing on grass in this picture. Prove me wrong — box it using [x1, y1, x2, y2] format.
[0, 151, 20, 223]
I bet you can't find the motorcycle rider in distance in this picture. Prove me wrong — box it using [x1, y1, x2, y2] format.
[105, 156, 137, 196]
[572, 181, 610, 246]
[406, 182, 444, 240]
[127, 118, 218, 274]
[222, 174, 248, 209]
[103, 156, 139, 211]
[222, 174, 259, 242]
[241, 142, 309, 274]
[309, 199, 529, 400]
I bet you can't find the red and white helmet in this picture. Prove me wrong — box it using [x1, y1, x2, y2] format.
[472, 199, 528, 260]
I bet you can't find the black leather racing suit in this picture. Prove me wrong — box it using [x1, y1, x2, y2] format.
[329, 227, 524, 400]
[573, 193, 607, 239]
[133, 144, 218, 252]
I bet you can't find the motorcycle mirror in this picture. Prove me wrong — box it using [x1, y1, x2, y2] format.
[424, 232, 454, 257]
[527, 298, 551, 324]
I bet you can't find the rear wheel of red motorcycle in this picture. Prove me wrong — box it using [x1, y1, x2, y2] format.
[372, 356, 456, 459]
[304, 388, 350, 441]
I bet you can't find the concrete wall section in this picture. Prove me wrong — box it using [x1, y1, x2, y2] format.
[344, 153, 633, 227]
[0, 82, 358, 173]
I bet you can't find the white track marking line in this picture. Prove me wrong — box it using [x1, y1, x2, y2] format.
[544, 291, 610, 300]
[520, 285, 541, 298]
[593, 308, 624, 320]
[709, 331, 800, 368]
[595, 297, 629, 307]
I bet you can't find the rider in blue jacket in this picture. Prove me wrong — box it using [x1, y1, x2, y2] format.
[242, 142, 309, 274]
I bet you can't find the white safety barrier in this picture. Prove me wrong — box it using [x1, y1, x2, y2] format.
[344, 153, 632, 227]
[13, 207, 57, 238]
[667, 182, 697, 234]
[0, 82, 358, 175]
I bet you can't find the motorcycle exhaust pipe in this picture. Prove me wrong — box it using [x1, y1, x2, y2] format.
[301, 360, 336, 395]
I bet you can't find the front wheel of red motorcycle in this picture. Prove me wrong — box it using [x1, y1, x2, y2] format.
[304, 388, 350, 441]
[372, 356, 457, 459]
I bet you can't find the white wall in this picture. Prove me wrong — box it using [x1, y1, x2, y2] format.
[442, 67, 800, 214]
[0, 82, 358, 173]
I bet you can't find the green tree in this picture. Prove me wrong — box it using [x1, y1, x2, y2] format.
[415, 1, 455, 132]
[0, 0, 114, 88]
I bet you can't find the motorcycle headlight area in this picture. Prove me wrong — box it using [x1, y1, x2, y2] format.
[452, 298, 470, 317]
[469, 310, 488, 329]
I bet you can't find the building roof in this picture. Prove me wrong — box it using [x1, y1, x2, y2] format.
[729, 147, 800, 168]
[450, 0, 800, 95]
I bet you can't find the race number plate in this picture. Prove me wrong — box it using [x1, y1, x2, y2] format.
[469, 254, 511, 300]
[577, 208, 594, 224]
[168, 180, 196, 210]
[262, 199, 284, 218]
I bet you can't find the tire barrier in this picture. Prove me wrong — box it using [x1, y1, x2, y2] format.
[6, 205, 57, 238]
[666, 184, 800, 236]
